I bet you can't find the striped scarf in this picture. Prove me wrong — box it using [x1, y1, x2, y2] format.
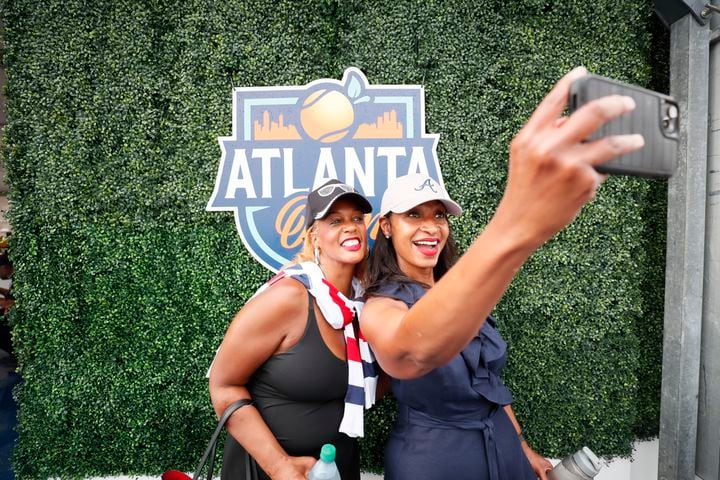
[258, 261, 377, 438]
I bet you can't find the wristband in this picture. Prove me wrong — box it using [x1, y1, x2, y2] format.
[518, 431, 526, 443]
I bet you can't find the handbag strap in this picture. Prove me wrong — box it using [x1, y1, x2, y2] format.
[192, 398, 254, 480]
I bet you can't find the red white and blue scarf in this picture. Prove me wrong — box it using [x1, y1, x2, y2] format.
[259, 261, 378, 437]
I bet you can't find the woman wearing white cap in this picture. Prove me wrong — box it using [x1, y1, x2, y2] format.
[359, 68, 643, 480]
[209, 180, 378, 480]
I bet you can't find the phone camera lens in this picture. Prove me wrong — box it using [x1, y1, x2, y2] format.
[662, 116, 677, 134]
[662, 103, 678, 134]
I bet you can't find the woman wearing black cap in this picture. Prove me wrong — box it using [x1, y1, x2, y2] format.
[209, 180, 376, 480]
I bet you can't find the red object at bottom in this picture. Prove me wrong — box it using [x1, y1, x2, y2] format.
[162, 470, 192, 480]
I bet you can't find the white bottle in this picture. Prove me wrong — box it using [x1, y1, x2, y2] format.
[307, 444, 341, 480]
[547, 446, 602, 480]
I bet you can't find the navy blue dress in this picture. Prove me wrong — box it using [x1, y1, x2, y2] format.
[373, 280, 536, 480]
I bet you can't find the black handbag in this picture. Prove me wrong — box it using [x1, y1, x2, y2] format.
[163, 399, 258, 480]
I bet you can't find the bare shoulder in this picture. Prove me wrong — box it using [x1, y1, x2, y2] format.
[211, 278, 311, 387]
[360, 295, 408, 331]
[240, 277, 309, 328]
[363, 295, 408, 313]
[359, 294, 420, 378]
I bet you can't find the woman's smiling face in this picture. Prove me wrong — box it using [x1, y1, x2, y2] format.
[381, 200, 449, 282]
[313, 198, 368, 268]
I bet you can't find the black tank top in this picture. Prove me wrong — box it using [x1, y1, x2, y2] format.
[221, 292, 360, 480]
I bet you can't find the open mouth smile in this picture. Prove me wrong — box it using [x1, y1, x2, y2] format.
[413, 239, 440, 256]
[341, 237, 362, 251]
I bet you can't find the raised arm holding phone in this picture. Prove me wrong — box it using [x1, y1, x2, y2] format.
[359, 66, 644, 480]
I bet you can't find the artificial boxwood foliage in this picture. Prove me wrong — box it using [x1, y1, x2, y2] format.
[1, 0, 667, 477]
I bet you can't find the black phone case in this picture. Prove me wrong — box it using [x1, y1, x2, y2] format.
[569, 74, 679, 178]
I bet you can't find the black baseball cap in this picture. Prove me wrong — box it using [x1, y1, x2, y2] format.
[305, 179, 372, 229]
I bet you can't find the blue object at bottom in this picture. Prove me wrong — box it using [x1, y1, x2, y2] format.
[0, 371, 19, 480]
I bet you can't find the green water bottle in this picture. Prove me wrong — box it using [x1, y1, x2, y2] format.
[307, 444, 341, 480]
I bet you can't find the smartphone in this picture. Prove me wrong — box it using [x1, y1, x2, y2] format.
[569, 74, 679, 178]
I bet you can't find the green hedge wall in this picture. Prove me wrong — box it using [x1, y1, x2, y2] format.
[1, 0, 667, 477]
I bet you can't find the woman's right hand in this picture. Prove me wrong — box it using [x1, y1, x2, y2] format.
[496, 66, 645, 249]
[265, 454, 316, 480]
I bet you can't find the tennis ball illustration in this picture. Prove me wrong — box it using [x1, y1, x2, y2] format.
[300, 89, 355, 143]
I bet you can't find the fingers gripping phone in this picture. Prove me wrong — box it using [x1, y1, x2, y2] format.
[569, 74, 679, 178]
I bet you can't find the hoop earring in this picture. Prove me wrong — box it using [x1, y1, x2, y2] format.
[314, 246, 321, 265]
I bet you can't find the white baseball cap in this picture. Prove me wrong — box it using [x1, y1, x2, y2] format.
[380, 173, 462, 216]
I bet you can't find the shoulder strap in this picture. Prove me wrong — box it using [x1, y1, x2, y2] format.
[193, 399, 254, 480]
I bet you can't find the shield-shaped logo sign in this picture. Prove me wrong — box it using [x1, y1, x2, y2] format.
[207, 68, 448, 272]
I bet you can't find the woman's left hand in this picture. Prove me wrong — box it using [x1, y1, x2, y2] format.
[521, 441, 554, 480]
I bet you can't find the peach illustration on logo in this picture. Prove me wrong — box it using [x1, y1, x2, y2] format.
[300, 89, 354, 143]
